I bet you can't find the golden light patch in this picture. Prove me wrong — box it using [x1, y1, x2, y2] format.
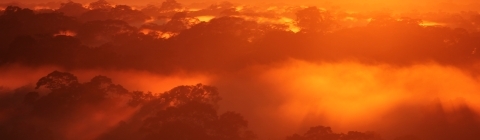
[33, 6, 53, 10]
[419, 21, 445, 27]
[55, 30, 77, 37]
[257, 60, 480, 131]
[196, 15, 215, 22]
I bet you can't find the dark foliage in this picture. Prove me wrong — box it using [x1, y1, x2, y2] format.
[0, 71, 255, 140]
[286, 125, 382, 140]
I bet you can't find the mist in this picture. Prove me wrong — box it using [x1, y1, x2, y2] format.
[2, 60, 480, 140]
[2, 0, 480, 140]
[211, 59, 480, 139]
[0, 64, 209, 93]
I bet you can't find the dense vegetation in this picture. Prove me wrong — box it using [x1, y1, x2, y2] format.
[2, 0, 480, 139]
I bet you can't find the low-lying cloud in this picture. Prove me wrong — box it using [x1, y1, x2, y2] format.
[210, 59, 480, 140]
[2, 59, 480, 140]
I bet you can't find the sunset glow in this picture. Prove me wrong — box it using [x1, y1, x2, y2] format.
[54, 30, 77, 37]
[2, 0, 480, 140]
[261, 60, 480, 126]
[196, 15, 215, 22]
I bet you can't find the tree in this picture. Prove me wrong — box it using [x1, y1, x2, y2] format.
[81, 75, 129, 103]
[159, 83, 221, 107]
[128, 91, 154, 107]
[142, 101, 218, 140]
[141, 4, 162, 16]
[57, 1, 89, 17]
[162, 12, 200, 33]
[33, 71, 82, 120]
[33, 12, 80, 35]
[342, 131, 380, 140]
[89, 0, 113, 10]
[295, 6, 335, 33]
[286, 134, 305, 140]
[110, 5, 151, 24]
[0, 6, 35, 46]
[24, 92, 39, 105]
[79, 8, 110, 22]
[208, 1, 235, 10]
[76, 19, 137, 46]
[35, 71, 79, 91]
[5, 35, 37, 63]
[303, 126, 341, 140]
[286, 125, 381, 140]
[216, 112, 256, 140]
[80, 4, 150, 24]
[3, 6, 34, 16]
[32, 71, 132, 120]
[394, 135, 421, 140]
[159, 0, 182, 12]
[140, 84, 254, 140]
[101, 84, 255, 140]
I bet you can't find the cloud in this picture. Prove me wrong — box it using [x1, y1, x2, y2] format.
[2, 60, 480, 140]
[210, 59, 480, 139]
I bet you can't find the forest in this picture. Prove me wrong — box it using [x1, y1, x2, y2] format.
[1, 0, 480, 140]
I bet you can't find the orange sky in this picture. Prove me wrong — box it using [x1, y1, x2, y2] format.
[4, 0, 479, 8]
[2, 0, 480, 139]
[2, 0, 479, 13]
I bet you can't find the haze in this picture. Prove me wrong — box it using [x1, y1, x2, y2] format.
[4, 0, 480, 11]
[1, 0, 480, 140]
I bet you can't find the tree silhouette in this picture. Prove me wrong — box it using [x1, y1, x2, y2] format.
[141, 4, 162, 17]
[295, 6, 336, 33]
[101, 84, 255, 140]
[1, 4, 480, 72]
[35, 71, 79, 91]
[303, 126, 341, 140]
[89, 0, 113, 10]
[162, 12, 200, 33]
[24, 92, 40, 105]
[394, 135, 422, 140]
[4, 3, 480, 140]
[110, 5, 150, 24]
[79, 8, 110, 22]
[81, 75, 129, 103]
[342, 131, 380, 140]
[286, 125, 381, 140]
[159, 83, 221, 107]
[0, 6, 35, 51]
[139, 84, 254, 140]
[29, 71, 132, 120]
[76, 19, 136, 46]
[142, 101, 218, 140]
[57, 1, 89, 17]
[159, 0, 182, 12]
[4, 35, 37, 63]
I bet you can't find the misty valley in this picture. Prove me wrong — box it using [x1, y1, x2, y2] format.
[2, 0, 480, 140]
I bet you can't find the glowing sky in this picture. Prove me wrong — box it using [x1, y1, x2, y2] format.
[2, 0, 480, 139]
[4, 0, 479, 7]
[2, 0, 479, 13]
